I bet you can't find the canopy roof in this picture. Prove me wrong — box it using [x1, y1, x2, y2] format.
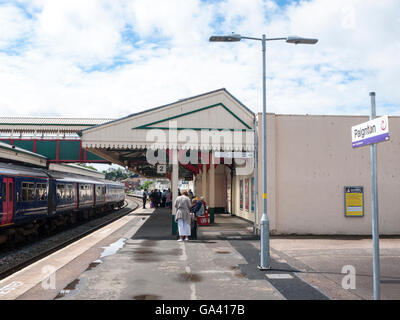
[0, 117, 113, 134]
[81, 88, 255, 152]
[80, 89, 255, 177]
[0, 141, 47, 167]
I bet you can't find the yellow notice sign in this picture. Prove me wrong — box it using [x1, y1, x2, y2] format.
[344, 186, 364, 217]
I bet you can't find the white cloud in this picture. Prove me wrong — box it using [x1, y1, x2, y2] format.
[0, 3, 33, 49]
[0, 0, 399, 119]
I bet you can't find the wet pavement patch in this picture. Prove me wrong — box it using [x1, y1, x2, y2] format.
[133, 294, 160, 300]
[130, 243, 182, 263]
[177, 272, 202, 282]
[215, 250, 231, 254]
[100, 238, 127, 259]
[86, 261, 101, 271]
[133, 249, 155, 254]
[230, 265, 245, 278]
[132, 254, 161, 263]
[235, 272, 245, 278]
[140, 240, 158, 247]
[54, 279, 80, 299]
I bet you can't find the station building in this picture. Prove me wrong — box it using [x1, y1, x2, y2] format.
[78, 88, 400, 236]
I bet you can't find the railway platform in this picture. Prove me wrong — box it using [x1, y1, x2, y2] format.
[52, 207, 285, 300]
[0, 204, 339, 300]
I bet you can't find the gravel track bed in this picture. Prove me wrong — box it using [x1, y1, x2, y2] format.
[0, 197, 141, 279]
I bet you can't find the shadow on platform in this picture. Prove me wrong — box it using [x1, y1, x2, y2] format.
[131, 207, 175, 240]
[131, 207, 258, 241]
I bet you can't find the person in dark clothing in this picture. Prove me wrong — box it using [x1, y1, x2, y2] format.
[190, 198, 204, 240]
[154, 189, 160, 208]
[193, 199, 204, 216]
[161, 189, 167, 207]
[166, 189, 172, 208]
[142, 189, 148, 209]
[157, 189, 162, 207]
[149, 190, 155, 208]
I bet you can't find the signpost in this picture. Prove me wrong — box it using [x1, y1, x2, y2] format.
[157, 164, 167, 174]
[352, 115, 389, 148]
[344, 186, 364, 217]
[352, 92, 389, 300]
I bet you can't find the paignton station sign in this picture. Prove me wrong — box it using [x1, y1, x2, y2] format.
[352, 115, 389, 148]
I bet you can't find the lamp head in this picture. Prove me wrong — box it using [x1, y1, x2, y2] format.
[286, 36, 318, 44]
[209, 34, 242, 42]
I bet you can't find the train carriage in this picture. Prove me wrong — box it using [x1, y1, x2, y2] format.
[105, 180, 125, 209]
[0, 163, 50, 227]
[1, 162, 125, 244]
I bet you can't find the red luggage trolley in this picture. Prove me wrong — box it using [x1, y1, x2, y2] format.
[197, 209, 209, 226]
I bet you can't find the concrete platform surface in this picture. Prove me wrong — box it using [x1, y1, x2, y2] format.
[56, 208, 283, 300]
[267, 237, 400, 300]
[6, 205, 399, 300]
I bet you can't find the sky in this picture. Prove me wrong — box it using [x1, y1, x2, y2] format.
[0, 0, 399, 121]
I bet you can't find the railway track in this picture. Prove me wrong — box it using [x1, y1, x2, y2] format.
[0, 196, 142, 281]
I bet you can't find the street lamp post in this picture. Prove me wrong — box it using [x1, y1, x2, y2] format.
[210, 33, 318, 270]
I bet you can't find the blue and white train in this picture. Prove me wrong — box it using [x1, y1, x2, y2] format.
[0, 162, 125, 243]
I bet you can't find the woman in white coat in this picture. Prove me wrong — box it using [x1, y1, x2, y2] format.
[174, 190, 192, 241]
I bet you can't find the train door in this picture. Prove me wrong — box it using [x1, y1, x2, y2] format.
[92, 184, 96, 207]
[1, 177, 14, 225]
[74, 183, 79, 211]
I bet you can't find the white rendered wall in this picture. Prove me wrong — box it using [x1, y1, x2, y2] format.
[233, 113, 400, 235]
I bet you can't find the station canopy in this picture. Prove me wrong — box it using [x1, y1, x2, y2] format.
[0, 141, 47, 167]
[80, 89, 255, 178]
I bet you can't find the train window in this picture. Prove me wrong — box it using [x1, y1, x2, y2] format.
[9, 183, 12, 202]
[80, 184, 91, 200]
[22, 182, 35, 201]
[36, 183, 48, 201]
[57, 184, 66, 199]
[67, 185, 74, 199]
[2, 183, 5, 201]
[65, 185, 70, 199]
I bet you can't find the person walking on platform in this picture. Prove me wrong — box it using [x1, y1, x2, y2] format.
[156, 189, 161, 208]
[166, 189, 172, 208]
[161, 189, 167, 207]
[149, 190, 155, 208]
[190, 198, 202, 240]
[153, 189, 158, 208]
[188, 189, 194, 200]
[174, 190, 192, 241]
[142, 189, 148, 209]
